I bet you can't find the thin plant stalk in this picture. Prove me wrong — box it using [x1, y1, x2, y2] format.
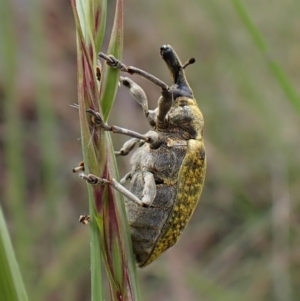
[71, 0, 141, 300]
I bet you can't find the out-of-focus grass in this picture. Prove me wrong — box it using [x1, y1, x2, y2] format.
[0, 0, 299, 300]
[231, 0, 300, 114]
[0, 208, 28, 301]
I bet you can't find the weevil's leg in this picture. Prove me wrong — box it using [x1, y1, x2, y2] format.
[156, 89, 173, 128]
[79, 215, 90, 225]
[87, 108, 159, 146]
[119, 76, 157, 126]
[99, 53, 169, 90]
[115, 137, 140, 156]
[120, 77, 149, 117]
[120, 171, 132, 184]
[73, 161, 85, 173]
[141, 171, 156, 206]
[79, 173, 149, 207]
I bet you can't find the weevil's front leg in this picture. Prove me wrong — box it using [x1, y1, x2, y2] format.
[156, 89, 173, 128]
[120, 77, 149, 117]
[99, 53, 169, 90]
[80, 173, 153, 207]
[87, 109, 160, 147]
[119, 77, 157, 126]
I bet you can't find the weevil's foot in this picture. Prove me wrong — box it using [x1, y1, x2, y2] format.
[72, 161, 85, 173]
[79, 214, 90, 225]
[79, 173, 110, 185]
[86, 109, 112, 131]
[86, 109, 103, 125]
[70, 103, 79, 109]
[98, 53, 127, 71]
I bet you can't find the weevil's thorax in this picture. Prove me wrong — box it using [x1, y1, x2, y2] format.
[154, 93, 204, 141]
[170, 96, 203, 138]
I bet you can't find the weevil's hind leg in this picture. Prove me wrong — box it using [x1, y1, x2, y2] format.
[87, 108, 160, 147]
[120, 170, 157, 204]
[141, 171, 156, 205]
[80, 173, 151, 207]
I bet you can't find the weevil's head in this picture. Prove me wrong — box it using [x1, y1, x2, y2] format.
[160, 45, 194, 101]
[157, 45, 203, 138]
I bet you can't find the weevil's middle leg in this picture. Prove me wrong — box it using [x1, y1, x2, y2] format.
[87, 108, 160, 147]
[115, 137, 143, 156]
[79, 173, 152, 207]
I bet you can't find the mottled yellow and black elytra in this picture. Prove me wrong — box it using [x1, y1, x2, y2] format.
[80, 45, 206, 267]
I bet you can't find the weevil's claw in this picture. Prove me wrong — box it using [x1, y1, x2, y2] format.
[86, 109, 112, 131]
[86, 108, 101, 120]
[98, 53, 128, 71]
[72, 161, 85, 173]
[79, 173, 110, 185]
[70, 103, 79, 109]
[86, 109, 103, 125]
[79, 215, 90, 225]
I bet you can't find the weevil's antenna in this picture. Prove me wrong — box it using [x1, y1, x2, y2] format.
[182, 57, 196, 69]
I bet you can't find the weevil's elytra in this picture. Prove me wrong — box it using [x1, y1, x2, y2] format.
[84, 45, 206, 267]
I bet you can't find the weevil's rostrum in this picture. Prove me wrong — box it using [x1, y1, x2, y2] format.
[86, 45, 206, 267]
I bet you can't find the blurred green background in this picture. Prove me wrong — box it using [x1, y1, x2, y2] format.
[1, 0, 300, 300]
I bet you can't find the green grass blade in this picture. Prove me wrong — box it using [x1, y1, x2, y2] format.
[0, 207, 28, 301]
[231, 0, 300, 114]
[100, 0, 124, 120]
[0, 0, 31, 296]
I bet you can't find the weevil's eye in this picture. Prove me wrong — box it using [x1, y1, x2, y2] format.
[170, 85, 193, 100]
[178, 85, 193, 98]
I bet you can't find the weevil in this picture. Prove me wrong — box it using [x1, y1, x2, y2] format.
[81, 45, 206, 267]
